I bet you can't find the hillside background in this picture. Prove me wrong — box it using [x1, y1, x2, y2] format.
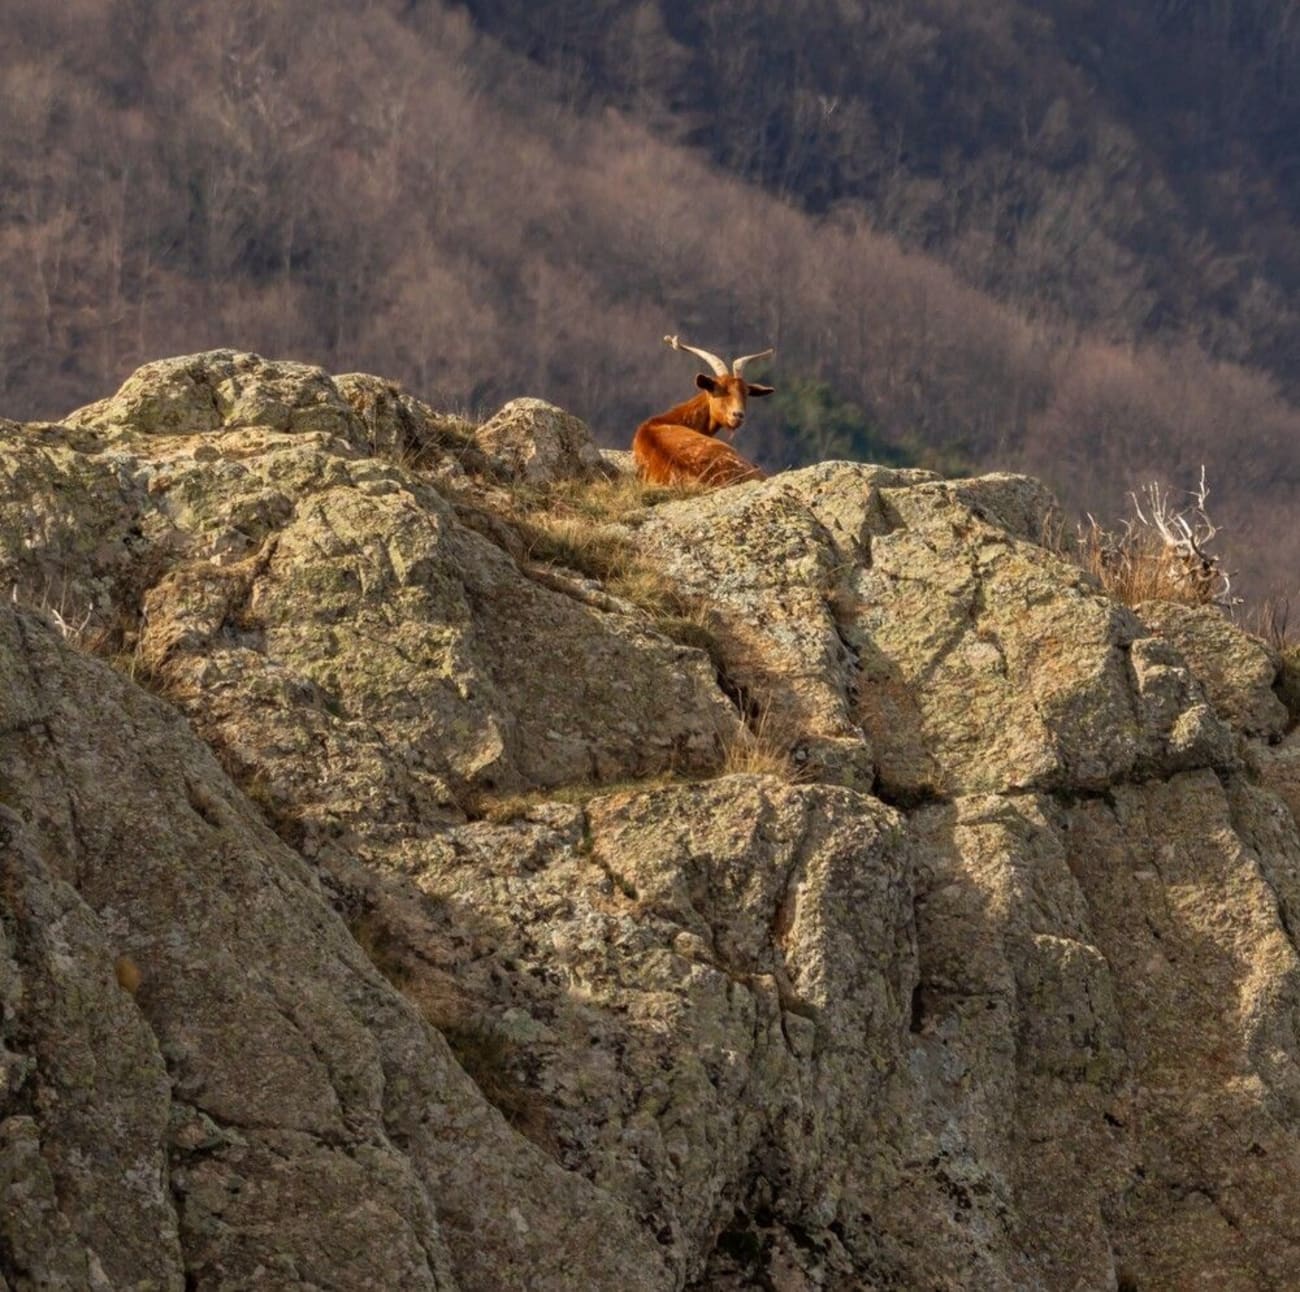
[2, 0, 1298, 596]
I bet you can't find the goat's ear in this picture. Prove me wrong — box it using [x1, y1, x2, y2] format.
[745, 382, 775, 398]
[696, 373, 721, 393]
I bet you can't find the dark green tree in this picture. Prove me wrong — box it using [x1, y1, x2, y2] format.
[763, 376, 911, 470]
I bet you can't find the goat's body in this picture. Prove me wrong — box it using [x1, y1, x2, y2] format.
[633, 394, 767, 487]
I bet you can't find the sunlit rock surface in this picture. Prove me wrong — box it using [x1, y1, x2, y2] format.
[1, 351, 1297, 1290]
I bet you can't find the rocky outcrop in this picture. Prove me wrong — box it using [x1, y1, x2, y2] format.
[0, 606, 672, 1292]
[627, 462, 1234, 798]
[3, 352, 738, 847]
[2, 351, 1299, 1290]
[474, 397, 610, 484]
[1137, 598, 1289, 739]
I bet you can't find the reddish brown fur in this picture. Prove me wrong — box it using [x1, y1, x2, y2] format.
[633, 373, 773, 487]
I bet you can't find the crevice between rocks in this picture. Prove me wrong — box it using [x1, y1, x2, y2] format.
[870, 779, 953, 813]
[1219, 766, 1300, 952]
[714, 665, 760, 726]
[0, 1246, 32, 1291]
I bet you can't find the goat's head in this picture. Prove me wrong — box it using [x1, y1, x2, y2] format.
[664, 335, 775, 438]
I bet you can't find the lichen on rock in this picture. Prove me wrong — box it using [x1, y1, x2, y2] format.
[474, 396, 611, 484]
[3, 351, 1300, 1290]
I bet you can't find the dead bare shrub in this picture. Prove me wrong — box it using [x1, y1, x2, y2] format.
[10, 576, 151, 671]
[1069, 469, 1236, 609]
[1236, 595, 1294, 651]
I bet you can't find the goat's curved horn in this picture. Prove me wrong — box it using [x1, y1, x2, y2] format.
[664, 335, 729, 378]
[731, 348, 774, 376]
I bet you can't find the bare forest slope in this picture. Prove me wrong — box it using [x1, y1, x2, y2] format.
[1, 0, 1298, 596]
[467, 0, 1300, 384]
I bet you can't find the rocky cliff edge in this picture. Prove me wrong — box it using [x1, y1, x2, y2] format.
[2, 350, 1300, 1290]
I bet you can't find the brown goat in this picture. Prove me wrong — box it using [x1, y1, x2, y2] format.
[632, 336, 774, 486]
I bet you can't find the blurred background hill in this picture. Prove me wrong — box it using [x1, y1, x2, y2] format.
[2, 0, 1297, 596]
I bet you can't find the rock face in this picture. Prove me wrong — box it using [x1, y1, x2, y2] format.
[2, 350, 1299, 1290]
[474, 396, 610, 484]
[0, 609, 669, 1292]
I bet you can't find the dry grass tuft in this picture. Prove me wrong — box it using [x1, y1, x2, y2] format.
[1235, 594, 1300, 722]
[526, 472, 709, 524]
[1058, 473, 1234, 610]
[649, 601, 728, 669]
[719, 706, 803, 781]
[462, 773, 688, 824]
[13, 578, 111, 652]
[465, 690, 806, 827]
[436, 1018, 554, 1146]
[1072, 516, 1212, 606]
[513, 512, 635, 585]
[500, 472, 725, 654]
[11, 577, 165, 689]
[1236, 594, 1294, 651]
[9, 540, 205, 697]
